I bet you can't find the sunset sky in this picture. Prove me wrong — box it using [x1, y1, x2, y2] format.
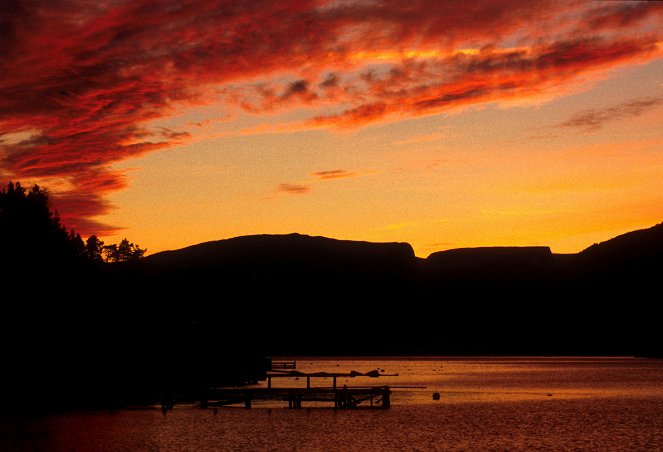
[1, 0, 663, 257]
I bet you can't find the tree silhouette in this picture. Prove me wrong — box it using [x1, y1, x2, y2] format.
[103, 238, 146, 262]
[0, 181, 84, 267]
[0, 181, 145, 267]
[70, 229, 85, 256]
[86, 235, 105, 262]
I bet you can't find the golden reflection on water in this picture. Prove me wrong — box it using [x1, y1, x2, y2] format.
[265, 357, 663, 405]
[2, 358, 662, 451]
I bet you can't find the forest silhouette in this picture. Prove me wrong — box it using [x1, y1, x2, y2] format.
[1, 181, 660, 411]
[0, 181, 144, 268]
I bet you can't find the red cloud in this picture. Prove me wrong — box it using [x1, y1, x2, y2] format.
[51, 191, 121, 236]
[305, 37, 663, 128]
[582, 2, 663, 31]
[1, 1, 662, 234]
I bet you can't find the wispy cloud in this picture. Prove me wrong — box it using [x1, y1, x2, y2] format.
[274, 168, 360, 197]
[311, 169, 356, 180]
[275, 183, 311, 195]
[558, 96, 663, 131]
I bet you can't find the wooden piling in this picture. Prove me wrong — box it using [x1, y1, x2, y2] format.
[381, 387, 391, 409]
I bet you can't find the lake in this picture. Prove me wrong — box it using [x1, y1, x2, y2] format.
[2, 357, 662, 450]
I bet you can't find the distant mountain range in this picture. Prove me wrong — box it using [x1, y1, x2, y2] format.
[145, 221, 663, 284]
[137, 223, 663, 357]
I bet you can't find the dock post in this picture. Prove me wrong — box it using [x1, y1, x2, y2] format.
[268, 376, 272, 389]
[333, 376, 337, 390]
[244, 395, 252, 409]
[381, 386, 391, 409]
[306, 376, 310, 389]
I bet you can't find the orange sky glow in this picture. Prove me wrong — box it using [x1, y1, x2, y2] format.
[1, 1, 663, 256]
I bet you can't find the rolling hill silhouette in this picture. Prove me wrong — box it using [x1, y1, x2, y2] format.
[146, 233, 416, 277]
[579, 221, 663, 274]
[146, 221, 663, 279]
[137, 224, 662, 357]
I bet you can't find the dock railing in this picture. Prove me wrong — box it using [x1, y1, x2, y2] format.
[270, 360, 297, 370]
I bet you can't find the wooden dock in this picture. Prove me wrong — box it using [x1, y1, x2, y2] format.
[202, 385, 392, 409]
[195, 368, 402, 410]
[160, 366, 410, 410]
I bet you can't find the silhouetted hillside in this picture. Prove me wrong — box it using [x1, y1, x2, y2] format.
[581, 222, 663, 257]
[132, 229, 661, 357]
[147, 233, 415, 274]
[579, 222, 663, 277]
[142, 233, 418, 305]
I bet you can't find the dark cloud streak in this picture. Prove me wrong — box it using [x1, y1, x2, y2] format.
[559, 97, 663, 131]
[311, 169, 355, 180]
[276, 183, 311, 195]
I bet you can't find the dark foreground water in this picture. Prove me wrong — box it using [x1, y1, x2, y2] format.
[2, 357, 662, 451]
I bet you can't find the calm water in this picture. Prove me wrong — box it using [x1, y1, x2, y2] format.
[2, 357, 662, 451]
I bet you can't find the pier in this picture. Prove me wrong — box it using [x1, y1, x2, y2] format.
[192, 367, 401, 410]
[202, 385, 392, 409]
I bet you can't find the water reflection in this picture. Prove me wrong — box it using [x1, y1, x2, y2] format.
[265, 357, 663, 405]
[2, 358, 662, 451]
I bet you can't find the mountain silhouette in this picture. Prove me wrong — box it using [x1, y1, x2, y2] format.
[146, 233, 415, 274]
[132, 225, 662, 357]
[579, 222, 663, 274]
[145, 221, 663, 282]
